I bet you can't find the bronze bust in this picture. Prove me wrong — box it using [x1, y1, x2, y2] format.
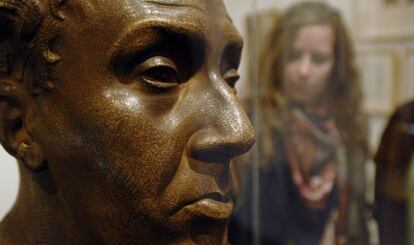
[0, 0, 255, 244]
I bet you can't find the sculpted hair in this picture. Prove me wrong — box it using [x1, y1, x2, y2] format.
[0, 0, 64, 92]
[258, 2, 368, 166]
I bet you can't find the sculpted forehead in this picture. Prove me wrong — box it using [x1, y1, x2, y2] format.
[60, 0, 239, 52]
[55, 0, 242, 80]
[76, 0, 228, 15]
[65, 0, 231, 31]
[140, 0, 228, 13]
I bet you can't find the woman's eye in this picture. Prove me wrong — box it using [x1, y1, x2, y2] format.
[136, 56, 180, 89]
[223, 68, 240, 88]
[287, 50, 302, 62]
[312, 53, 330, 64]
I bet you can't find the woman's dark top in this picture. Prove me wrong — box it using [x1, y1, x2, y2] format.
[229, 133, 337, 245]
[229, 128, 370, 245]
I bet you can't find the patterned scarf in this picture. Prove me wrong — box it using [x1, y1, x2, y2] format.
[283, 102, 349, 243]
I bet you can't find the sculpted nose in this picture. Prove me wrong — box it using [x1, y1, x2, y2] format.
[188, 76, 255, 163]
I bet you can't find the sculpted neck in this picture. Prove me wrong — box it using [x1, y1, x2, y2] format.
[0, 165, 230, 244]
[0, 165, 99, 245]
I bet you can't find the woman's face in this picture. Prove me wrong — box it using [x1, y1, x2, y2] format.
[283, 24, 335, 105]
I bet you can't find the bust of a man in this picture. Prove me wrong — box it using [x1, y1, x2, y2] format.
[0, 0, 255, 244]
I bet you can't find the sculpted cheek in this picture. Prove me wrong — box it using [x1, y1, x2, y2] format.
[104, 88, 144, 111]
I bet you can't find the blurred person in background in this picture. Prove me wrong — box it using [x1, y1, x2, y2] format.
[375, 100, 414, 245]
[230, 2, 371, 245]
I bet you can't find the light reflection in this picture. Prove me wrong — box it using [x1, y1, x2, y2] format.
[104, 89, 142, 110]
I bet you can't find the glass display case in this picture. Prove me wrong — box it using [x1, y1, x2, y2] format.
[0, 0, 413, 244]
[225, 0, 414, 244]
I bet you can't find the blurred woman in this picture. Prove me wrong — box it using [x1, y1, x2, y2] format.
[230, 2, 370, 245]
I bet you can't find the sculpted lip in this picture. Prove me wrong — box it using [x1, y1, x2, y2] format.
[173, 192, 233, 221]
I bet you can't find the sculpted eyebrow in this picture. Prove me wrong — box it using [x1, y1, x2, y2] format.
[109, 21, 206, 66]
[143, 0, 205, 11]
[142, 0, 233, 22]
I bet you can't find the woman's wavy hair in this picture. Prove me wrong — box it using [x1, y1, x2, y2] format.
[258, 2, 368, 166]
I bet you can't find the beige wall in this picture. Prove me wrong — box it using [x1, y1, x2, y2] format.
[0, 151, 18, 220]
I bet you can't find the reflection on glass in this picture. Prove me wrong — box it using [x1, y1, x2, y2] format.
[230, 2, 371, 245]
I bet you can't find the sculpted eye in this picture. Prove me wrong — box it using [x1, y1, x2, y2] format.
[223, 68, 240, 88]
[136, 56, 180, 89]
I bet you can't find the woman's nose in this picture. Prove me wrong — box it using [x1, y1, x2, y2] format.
[298, 56, 311, 77]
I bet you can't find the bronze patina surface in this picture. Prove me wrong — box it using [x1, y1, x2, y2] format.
[0, 0, 255, 244]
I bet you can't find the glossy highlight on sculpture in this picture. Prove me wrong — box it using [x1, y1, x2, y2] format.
[0, 0, 255, 244]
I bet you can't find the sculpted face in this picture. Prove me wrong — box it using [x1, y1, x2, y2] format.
[283, 24, 335, 105]
[22, 0, 254, 243]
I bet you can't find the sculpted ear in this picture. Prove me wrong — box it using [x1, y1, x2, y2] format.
[0, 79, 46, 172]
[0, 1, 46, 171]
